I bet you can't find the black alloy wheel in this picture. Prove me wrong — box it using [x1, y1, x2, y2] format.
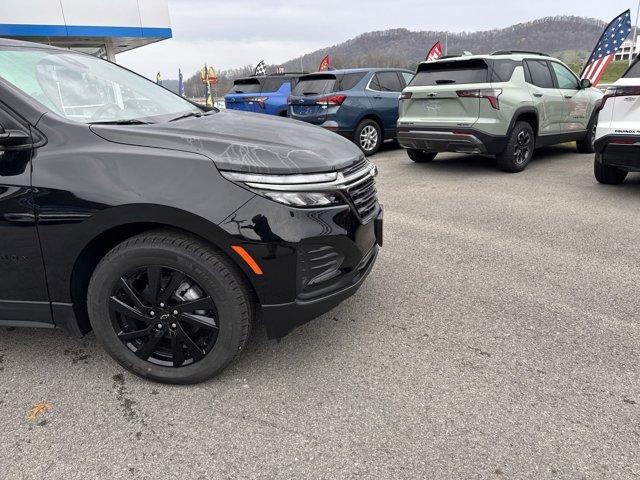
[88, 231, 252, 384]
[497, 121, 535, 173]
[109, 266, 219, 368]
[514, 130, 533, 166]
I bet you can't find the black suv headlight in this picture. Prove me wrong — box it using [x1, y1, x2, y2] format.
[221, 163, 377, 208]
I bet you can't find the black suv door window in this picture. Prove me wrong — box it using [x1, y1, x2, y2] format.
[524, 60, 555, 89]
[370, 72, 403, 92]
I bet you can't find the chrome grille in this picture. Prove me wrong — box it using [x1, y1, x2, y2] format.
[344, 173, 378, 220]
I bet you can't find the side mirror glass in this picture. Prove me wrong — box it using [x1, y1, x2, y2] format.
[580, 78, 592, 89]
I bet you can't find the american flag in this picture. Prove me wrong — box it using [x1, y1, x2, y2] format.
[426, 41, 443, 62]
[582, 10, 632, 85]
[254, 60, 266, 76]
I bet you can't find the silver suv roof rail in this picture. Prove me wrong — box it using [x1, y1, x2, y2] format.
[491, 50, 549, 57]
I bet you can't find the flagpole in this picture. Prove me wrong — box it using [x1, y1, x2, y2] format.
[633, 0, 640, 65]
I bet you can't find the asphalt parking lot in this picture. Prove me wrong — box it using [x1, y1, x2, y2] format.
[2, 144, 640, 479]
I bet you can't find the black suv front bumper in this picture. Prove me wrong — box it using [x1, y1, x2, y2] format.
[397, 126, 508, 155]
[221, 197, 383, 339]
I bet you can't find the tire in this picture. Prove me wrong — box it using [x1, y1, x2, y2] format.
[576, 114, 598, 153]
[354, 119, 382, 156]
[594, 154, 627, 185]
[407, 149, 437, 163]
[87, 231, 253, 384]
[496, 121, 535, 173]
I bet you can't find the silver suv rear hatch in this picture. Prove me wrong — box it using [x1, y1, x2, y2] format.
[401, 59, 490, 127]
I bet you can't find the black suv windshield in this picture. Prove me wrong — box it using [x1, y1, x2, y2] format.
[0, 46, 202, 124]
[410, 60, 489, 86]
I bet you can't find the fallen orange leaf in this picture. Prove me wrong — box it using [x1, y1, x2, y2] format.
[26, 402, 53, 422]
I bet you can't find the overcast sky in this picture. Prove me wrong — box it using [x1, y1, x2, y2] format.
[117, 0, 639, 79]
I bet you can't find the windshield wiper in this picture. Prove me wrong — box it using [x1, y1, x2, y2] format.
[435, 79, 456, 85]
[169, 111, 204, 122]
[302, 92, 319, 96]
[89, 119, 150, 125]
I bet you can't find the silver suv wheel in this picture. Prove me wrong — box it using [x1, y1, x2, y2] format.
[360, 125, 379, 152]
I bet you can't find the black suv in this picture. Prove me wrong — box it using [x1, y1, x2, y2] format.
[0, 39, 382, 384]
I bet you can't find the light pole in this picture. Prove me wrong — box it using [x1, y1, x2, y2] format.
[633, 0, 640, 65]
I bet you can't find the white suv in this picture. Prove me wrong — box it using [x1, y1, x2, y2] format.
[594, 59, 640, 184]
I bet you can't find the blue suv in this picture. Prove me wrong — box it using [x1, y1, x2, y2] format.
[288, 68, 414, 155]
[225, 73, 304, 117]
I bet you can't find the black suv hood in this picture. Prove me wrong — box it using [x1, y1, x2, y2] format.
[90, 109, 363, 174]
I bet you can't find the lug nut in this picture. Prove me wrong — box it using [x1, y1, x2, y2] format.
[150, 311, 155, 316]
[157, 323, 163, 329]
[160, 303, 165, 307]
[171, 323, 177, 329]
[173, 310, 178, 315]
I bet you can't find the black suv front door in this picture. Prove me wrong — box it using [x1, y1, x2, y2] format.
[0, 103, 51, 326]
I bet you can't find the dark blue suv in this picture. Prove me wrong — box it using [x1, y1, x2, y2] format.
[225, 73, 304, 117]
[288, 68, 414, 155]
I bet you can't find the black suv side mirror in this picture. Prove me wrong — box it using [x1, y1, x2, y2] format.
[580, 78, 592, 89]
[0, 124, 31, 149]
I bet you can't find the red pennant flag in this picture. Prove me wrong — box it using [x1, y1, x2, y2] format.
[318, 55, 331, 71]
[426, 42, 443, 62]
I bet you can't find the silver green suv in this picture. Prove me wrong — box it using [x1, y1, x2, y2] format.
[397, 51, 603, 172]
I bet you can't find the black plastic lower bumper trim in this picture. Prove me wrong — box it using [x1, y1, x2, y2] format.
[595, 135, 640, 170]
[397, 126, 508, 154]
[260, 245, 379, 339]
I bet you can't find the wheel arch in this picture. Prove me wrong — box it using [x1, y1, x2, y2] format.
[356, 112, 384, 131]
[509, 107, 539, 137]
[66, 205, 259, 336]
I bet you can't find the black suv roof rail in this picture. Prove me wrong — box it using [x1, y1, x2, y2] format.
[491, 50, 550, 57]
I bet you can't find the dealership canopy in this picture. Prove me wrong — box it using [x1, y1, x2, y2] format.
[0, 0, 172, 61]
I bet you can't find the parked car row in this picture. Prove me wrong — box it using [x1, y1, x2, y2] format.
[226, 68, 413, 156]
[0, 39, 637, 385]
[228, 53, 639, 184]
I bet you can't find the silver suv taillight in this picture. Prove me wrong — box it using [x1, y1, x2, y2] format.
[457, 88, 502, 109]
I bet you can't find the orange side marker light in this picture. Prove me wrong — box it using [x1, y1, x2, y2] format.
[231, 246, 264, 275]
